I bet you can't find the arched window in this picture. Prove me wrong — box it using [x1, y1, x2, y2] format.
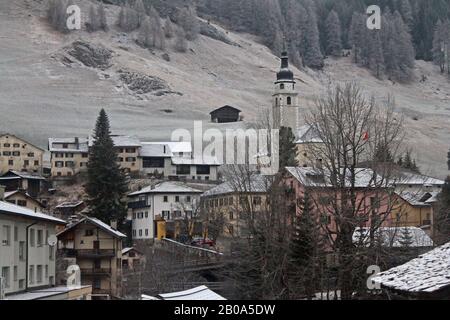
[280, 84, 284, 90]
[287, 97, 292, 105]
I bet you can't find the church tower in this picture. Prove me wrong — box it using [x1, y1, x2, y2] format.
[272, 48, 299, 131]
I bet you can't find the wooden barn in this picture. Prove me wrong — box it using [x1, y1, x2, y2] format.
[210, 105, 241, 123]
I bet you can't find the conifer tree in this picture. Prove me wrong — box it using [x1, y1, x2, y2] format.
[279, 126, 298, 170]
[325, 10, 342, 57]
[85, 109, 128, 228]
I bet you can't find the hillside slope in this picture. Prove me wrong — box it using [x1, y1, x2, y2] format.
[0, 0, 449, 177]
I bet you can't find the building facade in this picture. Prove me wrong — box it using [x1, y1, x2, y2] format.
[56, 216, 125, 299]
[128, 182, 203, 241]
[0, 186, 65, 297]
[0, 134, 44, 175]
[48, 137, 89, 177]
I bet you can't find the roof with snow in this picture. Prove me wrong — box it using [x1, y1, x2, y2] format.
[286, 166, 387, 188]
[3, 190, 45, 206]
[0, 200, 65, 224]
[0, 170, 45, 180]
[295, 125, 323, 144]
[57, 215, 126, 238]
[48, 137, 89, 153]
[128, 181, 203, 197]
[55, 201, 84, 209]
[156, 285, 226, 300]
[140, 142, 173, 157]
[395, 191, 440, 207]
[122, 247, 142, 255]
[143, 141, 192, 154]
[202, 174, 270, 197]
[391, 170, 445, 186]
[171, 156, 221, 166]
[372, 242, 450, 294]
[110, 135, 142, 147]
[353, 227, 434, 248]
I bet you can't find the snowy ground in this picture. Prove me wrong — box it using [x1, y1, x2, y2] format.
[0, 0, 449, 177]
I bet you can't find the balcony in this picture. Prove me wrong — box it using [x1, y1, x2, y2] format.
[128, 200, 148, 209]
[80, 268, 112, 276]
[76, 249, 116, 258]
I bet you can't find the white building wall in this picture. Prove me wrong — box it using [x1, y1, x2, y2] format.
[0, 214, 57, 295]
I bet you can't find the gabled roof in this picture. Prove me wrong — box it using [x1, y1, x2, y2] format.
[140, 143, 173, 157]
[286, 167, 387, 188]
[0, 170, 46, 180]
[48, 137, 89, 153]
[372, 242, 450, 294]
[391, 170, 445, 186]
[157, 285, 226, 300]
[395, 191, 440, 207]
[143, 141, 192, 154]
[3, 190, 45, 207]
[0, 200, 64, 224]
[122, 247, 142, 255]
[209, 105, 241, 115]
[295, 125, 323, 144]
[353, 227, 434, 248]
[202, 174, 270, 197]
[57, 215, 126, 238]
[110, 135, 142, 148]
[55, 201, 84, 209]
[0, 133, 45, 152]
[128, 181, 203, 197]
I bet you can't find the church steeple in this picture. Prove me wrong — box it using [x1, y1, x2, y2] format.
[276, 43, 294, 83]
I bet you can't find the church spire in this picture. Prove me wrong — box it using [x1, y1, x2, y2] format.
[276, 45, 294, 82]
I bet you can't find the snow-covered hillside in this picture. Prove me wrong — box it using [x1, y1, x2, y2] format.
[0, 0, 449, 177]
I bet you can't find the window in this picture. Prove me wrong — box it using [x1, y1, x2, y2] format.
[62, 144, 68, 149]
[118, 157, 124, 162]
[93, 278, 101, 289]
[132, 212, 136, 219]
[162, 211, 170, 220]
[49, 247, 54, 260]
[143, 157, 165, 168]
[85, 229, 94, 236]
[176, 165, 191, 175]
[2, 225, 11, 246]
[16, 199, 26, 207]
[14, 226, 18, 241]
[13, 143, 20, 148]
[3, 151, 11, 156]
[219, 198, 224, 206]
[132, 229, 136, 237]
[82, 153, 88, 158]
[55, 161, 64, 168]
[37, 265, 43, 283]
[19, 279, 25, 289]
[196, 165, 210, 175]
[163, 196, 168, 202]
[287, 97, 292, 105]
[229, 197, 234, 205]
[173, 211, 182, 218]
[3, 143, 10, 147]
[19, 241, 25, 260]
[8, 160, 13, 166]
[126, 157, 136, 162]
[1, 267, 10, 288]
[280, 83, 285, 89]
[45, 265, 48, 278]
[175, 196, 180, 202]
[65, 161, 75, 167]
[24, 160, 29, 166]
[65, 153, 74, 158]
[37, 230, 43, 247]
[253, 196, 262, 205]
[34, 160, 39, 166]
[29, 265, 34, 284]
[12, 151, 20, 156]
[145, 212, 148, 218]
[145, 229, 149, 236]
[126, 148, 136, 153]
[55, 153, 64, 158]
[27, 152, 35, 157]
[29, 228, 35, 247]
[139, 229, 142, 236]
[13, 266, 17, 281]
[186, 196, 191, 203]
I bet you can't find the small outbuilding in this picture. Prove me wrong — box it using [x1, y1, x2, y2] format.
[210, 105, 241, 123]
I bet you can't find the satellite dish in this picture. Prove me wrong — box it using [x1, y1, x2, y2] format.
[47, 235, 57, 247]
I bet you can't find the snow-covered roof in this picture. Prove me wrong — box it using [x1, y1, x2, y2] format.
[295, 124, 323, 144]
[202, 174, 270, 197]
[129, 181, 203, 196]
[55, 201, 84, 209]
[353, 227, 434, 248]
[391, 171, 445, 186]
[171, 156, 221, 166]
[286, 167, 386, 188]
[48, 137, 89, 153]
[57, 215, 126, 238]
[140, 142, 173, 157]
[3, 190, 43, 206]
[372, 242, 450, 294]
[143, 141, 192, 154]
[157, 285, 226, 300]
[0, 200, 64, 224]
[5, 285, 92, 300]
[395, 191, 440, 207]
[111, 135, 142, 147]
[122, 247, 142, 255]
[0, 170, 45, 180]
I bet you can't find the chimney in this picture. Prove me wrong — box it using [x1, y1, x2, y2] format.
[0, 185, 5, 201]
[68, 215, 79, 225]
[110, 220, 118, 230]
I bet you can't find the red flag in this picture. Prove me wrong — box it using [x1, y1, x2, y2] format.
[363, 131, 369, 141]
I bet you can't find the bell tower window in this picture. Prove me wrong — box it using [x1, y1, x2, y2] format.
[287, 97, 292, 105]
[280, 84, 284, 90]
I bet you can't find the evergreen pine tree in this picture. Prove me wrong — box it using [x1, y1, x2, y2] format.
[279, 126, 298, 170]
[98, 3, 108, 31]
[301, 0, 323, 69]
[164, 17, 174, 39]
[85, 109, 128, 228]
[87, 4, 100, 32]
[398, 226, 414, 247]
[325, 10, 342, 57]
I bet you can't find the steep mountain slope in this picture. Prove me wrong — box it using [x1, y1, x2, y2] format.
[0, 0, 449, 177]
